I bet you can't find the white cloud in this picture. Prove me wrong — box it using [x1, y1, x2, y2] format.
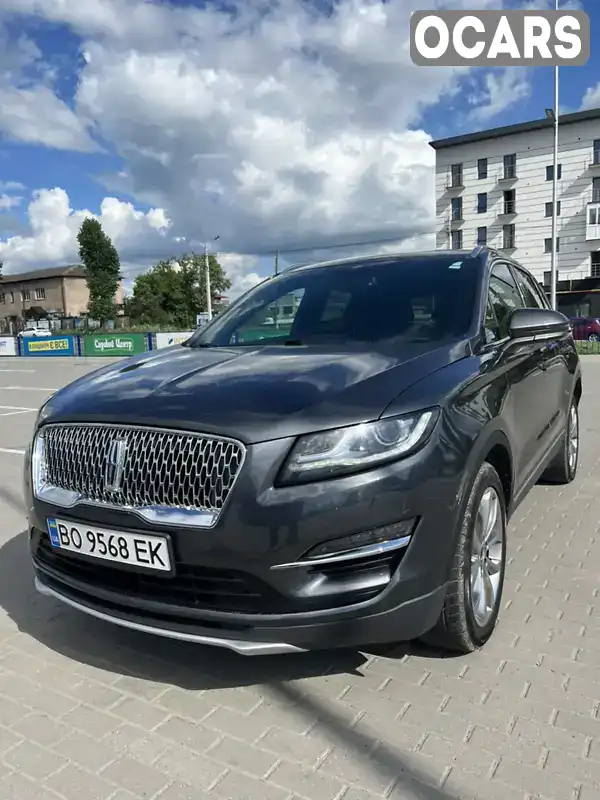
[1, 84, 99, 152]
[580, 83, 600, 111]
[0, 194, 22, 211]
[0, 187, 169, 272]
[0, 22, 98, 152]
[468, 69, 531, 123]
[0, 0, 524, 290]
[0, 186, 261, 297]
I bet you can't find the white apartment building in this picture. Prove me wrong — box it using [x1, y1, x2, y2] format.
[430, 108, 600, 286]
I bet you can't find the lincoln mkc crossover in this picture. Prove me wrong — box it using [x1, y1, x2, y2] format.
[25, 247, 581, 655]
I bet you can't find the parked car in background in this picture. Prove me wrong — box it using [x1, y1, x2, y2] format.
[570, 317, 600, 342]
[25, 247, 581, 657]
[18, 327, 52, 338]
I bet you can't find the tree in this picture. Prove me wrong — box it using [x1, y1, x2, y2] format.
[77, 218, 121, 325]
[128, 252, 231, 328]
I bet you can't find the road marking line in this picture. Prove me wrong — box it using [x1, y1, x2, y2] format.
[2, 386, 56, 391]
[0, 405, 37, 411]
[0, 411, 35, 417]
[0, 447, 25, 455]
[0, 369, 35, 373]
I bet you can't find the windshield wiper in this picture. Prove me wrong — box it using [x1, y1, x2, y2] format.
[283, 339, 304, 346]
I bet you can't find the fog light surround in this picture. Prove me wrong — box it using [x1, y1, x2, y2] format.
[271, 519, 416, 570]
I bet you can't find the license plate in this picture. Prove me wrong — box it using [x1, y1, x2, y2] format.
[46, 518, 171, 572]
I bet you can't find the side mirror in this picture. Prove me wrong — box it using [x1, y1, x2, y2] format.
[508, 307, 570, 341]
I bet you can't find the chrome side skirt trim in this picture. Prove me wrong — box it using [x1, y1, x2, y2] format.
[34, 578, 305, 656]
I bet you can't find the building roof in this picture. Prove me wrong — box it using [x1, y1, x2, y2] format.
[0, 265, 85, 285]
[429, 107, 600, 151]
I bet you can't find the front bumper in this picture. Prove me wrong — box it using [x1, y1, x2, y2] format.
[25, 428, 464, 655]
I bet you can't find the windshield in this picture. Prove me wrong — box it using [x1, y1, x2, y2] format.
[187, 253, 481, 349]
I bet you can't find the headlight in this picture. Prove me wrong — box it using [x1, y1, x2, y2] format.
[279, 408, 439, 484]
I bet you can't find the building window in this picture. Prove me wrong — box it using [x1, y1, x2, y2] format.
[546, 164, 562, 181]
[591, 252, 600, 278]
[0, 294, 4, 305]
[34, 287, 46, 300]
[450, 163, 463, 188]
[593, 177, 600, 203]
[477, 227, 487, 245]
[477, 158, 488, 179]
[503, 154, 516, 179]
[451, 197, 462, 221]
[589, 206, 599, 225]
[503, 189, 515, 214]
[477, 193, 487, 213]
[545, 201, 561, 217]
[451, 229, 462, 249]
[594, 140, 600, 166]
[21, 290, 31, 301]
[502, 224, 515, 249]
[9, 292, 14, 304]
[544, 237, 560, 253]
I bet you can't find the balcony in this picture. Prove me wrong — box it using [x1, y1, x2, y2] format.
[498, 167, 517, 183]
[445, 176, 464, 191]
[499, 200, 516, 217]
[586, 150, 600, 170]
[586, 202, 600, 241]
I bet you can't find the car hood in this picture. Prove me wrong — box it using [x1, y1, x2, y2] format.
[43, 341, 468, 443]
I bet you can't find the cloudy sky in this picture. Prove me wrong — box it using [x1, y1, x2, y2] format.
[0, 0, 598, 296]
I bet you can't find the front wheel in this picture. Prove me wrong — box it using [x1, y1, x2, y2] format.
[422, 462, 507, 654]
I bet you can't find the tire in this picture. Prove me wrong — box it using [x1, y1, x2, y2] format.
[422, 462, 507, 654]
[588, 333, 598, 342]
[541, 395, 579, 485]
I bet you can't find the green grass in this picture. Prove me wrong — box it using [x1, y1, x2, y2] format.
[576, 340, 600, 355]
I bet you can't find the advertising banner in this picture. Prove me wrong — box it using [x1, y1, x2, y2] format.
[82, 333, 147, 357]
[0, 337, 16, 356]
[155, 331, 194, 349]
[22, 336, 75, 357]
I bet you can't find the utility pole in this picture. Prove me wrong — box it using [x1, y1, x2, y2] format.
[203, 235, 219, 322]
[203, 242, 212, 321]
[274, 250, 279, 275]
[550, 0, 559, 311]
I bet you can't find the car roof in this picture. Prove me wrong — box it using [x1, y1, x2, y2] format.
[284, 247, 494, 274]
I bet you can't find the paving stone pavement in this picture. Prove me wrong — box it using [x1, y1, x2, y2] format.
[0, 356, 599, 800]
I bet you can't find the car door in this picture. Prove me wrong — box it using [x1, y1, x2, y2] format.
[486, 262, 553, 487]
[511, 263, 570, 446]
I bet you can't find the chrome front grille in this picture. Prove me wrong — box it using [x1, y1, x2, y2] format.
[34, 423, 245, 526]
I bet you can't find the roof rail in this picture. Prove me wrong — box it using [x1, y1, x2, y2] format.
[470, 245, 485, 258]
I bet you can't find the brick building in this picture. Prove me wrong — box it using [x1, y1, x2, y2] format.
[0, 265, 125, 329]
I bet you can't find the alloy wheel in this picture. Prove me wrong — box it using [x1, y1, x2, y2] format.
[469, 487, 504, 628]
[568, 402, 579, 474]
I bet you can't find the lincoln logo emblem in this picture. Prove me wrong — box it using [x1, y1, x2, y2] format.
[105, 438, 127, 493]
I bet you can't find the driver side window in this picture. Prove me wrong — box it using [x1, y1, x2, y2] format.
[486, 263, 524, 340]
[231, 289, 305, 344]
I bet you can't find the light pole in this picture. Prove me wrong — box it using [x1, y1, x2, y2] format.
[203, 235, 219, 321]
[547, 0, 559, 311]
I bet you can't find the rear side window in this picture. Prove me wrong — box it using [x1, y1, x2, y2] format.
[487, 263, 524, 339]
